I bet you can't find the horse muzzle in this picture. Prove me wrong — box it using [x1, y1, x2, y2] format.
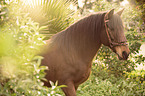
[117, 51, 129, 60]
[114, 46, 130, 60]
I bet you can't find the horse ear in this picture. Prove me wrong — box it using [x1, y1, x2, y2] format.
[105, 9, 114, 20]
[116, 8, 124, 16]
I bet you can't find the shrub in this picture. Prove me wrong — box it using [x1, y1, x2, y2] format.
[125, 70, 145, 84]
[0, 1, 63, 95]
[77, 62, 145, 96]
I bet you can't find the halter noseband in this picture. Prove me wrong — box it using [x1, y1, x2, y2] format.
[104, 18, 128, 48]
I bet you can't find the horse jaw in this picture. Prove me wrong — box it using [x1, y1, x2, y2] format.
[114, 46, 130, 60]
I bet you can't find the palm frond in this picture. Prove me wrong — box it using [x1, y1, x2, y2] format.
[21, 0, 77, 36]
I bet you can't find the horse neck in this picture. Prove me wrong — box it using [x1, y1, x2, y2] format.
[62, 15, 103, 62]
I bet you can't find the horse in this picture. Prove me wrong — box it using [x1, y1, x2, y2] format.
[41, 9, 130, 96]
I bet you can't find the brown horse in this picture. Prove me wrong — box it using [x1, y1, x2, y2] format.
[41, 9, 130, 96]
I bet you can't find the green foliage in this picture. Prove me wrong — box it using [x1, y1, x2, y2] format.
[0, 1, 64, 95]
[125, 70, 145, 84]
[0, 0, 8, 25]
[77, 62, 145, 96]
[128, 0, 145, 23]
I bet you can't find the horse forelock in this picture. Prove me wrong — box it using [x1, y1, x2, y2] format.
[108, 14, 127, 42]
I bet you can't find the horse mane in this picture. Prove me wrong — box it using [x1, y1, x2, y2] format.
[53, 13, 104, 44]
[47, 12, 106, 61]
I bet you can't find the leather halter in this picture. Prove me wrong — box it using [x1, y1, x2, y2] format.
[104, 18, 128, 48]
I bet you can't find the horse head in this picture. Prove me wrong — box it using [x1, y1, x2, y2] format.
[100, 9, 130, 60]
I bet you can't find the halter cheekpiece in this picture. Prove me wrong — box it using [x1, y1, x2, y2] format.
[104, 16, 128, 48]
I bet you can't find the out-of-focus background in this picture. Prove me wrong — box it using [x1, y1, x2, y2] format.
[0, 0, 145, 95]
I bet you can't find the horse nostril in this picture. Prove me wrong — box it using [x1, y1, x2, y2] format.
[122, 51, 128, 60]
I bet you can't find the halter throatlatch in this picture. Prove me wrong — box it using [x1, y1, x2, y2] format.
[104, 17, 128, 48]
